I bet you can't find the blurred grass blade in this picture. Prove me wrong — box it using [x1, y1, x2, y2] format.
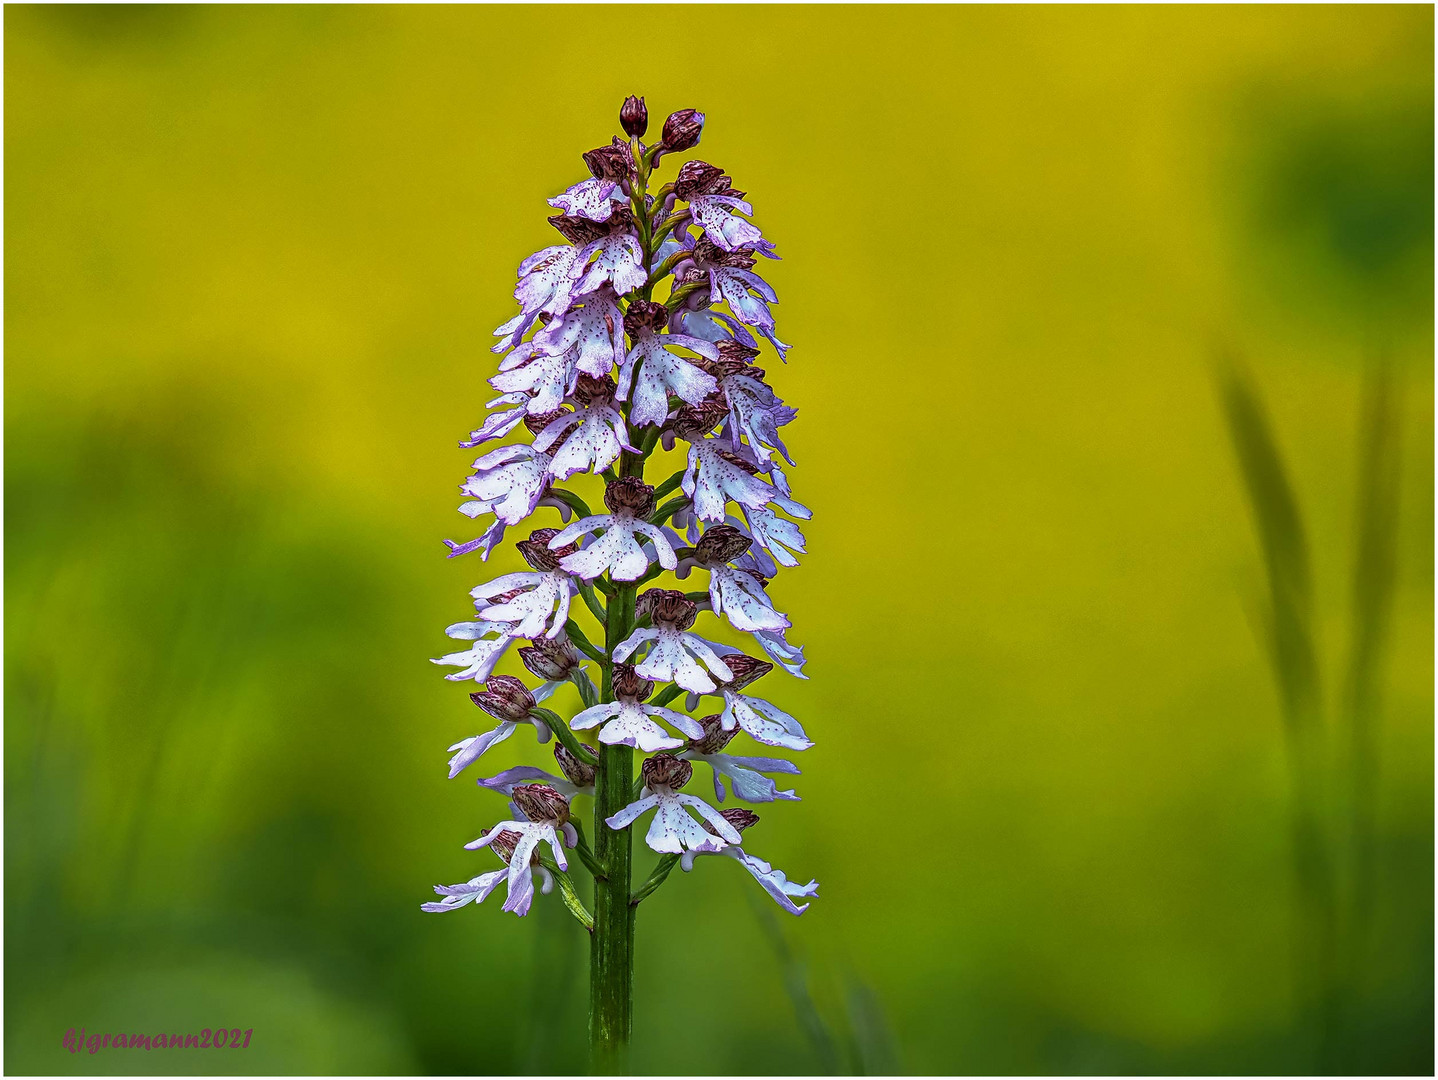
[522, 880, 586, 1073]
[749, 893, 844, 1074]
[1219, 362, 1321, 732]
[1218, 358, 1339, 1069]
[845, 975, 900, 1075]
[1341, 360, 1401, 1002]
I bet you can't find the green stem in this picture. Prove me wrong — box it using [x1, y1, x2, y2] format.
[589, 139, 683, 1073]
[590, 577, 637, 1072]
[590, 393, 651, 1070]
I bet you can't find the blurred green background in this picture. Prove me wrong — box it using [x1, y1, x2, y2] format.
[5, 5, 1433, 1075]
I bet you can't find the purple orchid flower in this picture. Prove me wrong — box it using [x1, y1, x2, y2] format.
[604, 754, 742, 855]
[678, 809, 817, 915]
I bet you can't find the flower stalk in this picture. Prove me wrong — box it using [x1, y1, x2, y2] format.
[422, 96, 818, 1074]
[592, 573, 638, 1071]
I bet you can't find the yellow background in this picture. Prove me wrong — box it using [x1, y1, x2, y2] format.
[6, 5, 1432, 1074]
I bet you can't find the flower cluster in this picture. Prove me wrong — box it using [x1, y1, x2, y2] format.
[423, 97, 816, 928]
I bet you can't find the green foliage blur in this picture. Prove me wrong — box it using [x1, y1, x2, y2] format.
[5, 5, 1432, 1075]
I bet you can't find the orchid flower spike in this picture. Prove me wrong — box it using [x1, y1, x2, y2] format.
[428, 98, 818, 1053]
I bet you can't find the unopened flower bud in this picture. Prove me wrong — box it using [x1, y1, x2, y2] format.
[554, 743, 597, 788]
[519, 635, 582, 681]
[512, 783, 571, 824]
[687, 713, 737, 755]
[604, 476, 656, 518]
[639, 588, 697, 630]
[583, 139, 632, 183]
[611, 662, 654, 702]
[623, 299, 668, 339]
[470, 675, 535, 722]
[661, 109, 705, 154]
[716, 653, 773, 691]
[516, 527, 576, 571]
[695, 524, 752, 565]
[674, 160, 729, 201]
[548, 214, 608, 246]
[620, 95, 648, 138]
[642, 753, 692, 790]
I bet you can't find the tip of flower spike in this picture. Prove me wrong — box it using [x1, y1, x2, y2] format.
[620, 95, 648, 138]
[660, 109, 704, 154]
